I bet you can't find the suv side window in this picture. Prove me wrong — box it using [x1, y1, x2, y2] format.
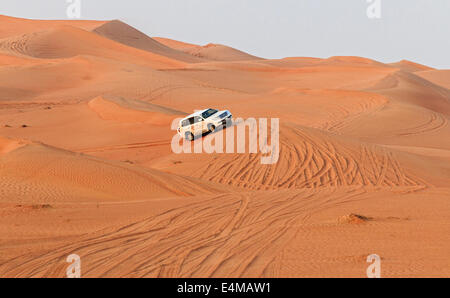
[181, 118, 194, 127]
[193, 116, 203, 124]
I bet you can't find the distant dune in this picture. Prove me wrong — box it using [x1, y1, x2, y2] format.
[389, 60, 435, 72]
[0, 14, 106, 39]
[0, 15, 449, 278]
[155, 37, 262, 61]
[322, 56, 385, 66]
[415, 69, 450, 89]
[93, 20, 204, 63]
[0, 25, 184, 69]
[153, 37, 200, 50]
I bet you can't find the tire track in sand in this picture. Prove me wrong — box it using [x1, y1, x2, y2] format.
[0, 187, 401, 277]
[192, 125, 427, 190]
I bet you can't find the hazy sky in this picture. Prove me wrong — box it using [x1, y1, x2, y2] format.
[1, 0, 449, 68]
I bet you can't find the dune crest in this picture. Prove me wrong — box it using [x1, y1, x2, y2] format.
[88, 96, 185, 125]
[389, 60, 434, 72]
[0, 14, 106, 39]
[0, 139, 224, 203]
[155, 37, 262, 61]
[0, 137, 28, 155]
[323, 56, 384, 66]
[153, 37, 200, 50]
[0, 25, 184, 68]
[92, 20, 204, 63]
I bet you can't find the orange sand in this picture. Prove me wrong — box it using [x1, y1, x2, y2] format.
[0, 15, 449, 278]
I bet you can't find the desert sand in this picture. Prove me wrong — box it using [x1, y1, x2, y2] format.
[0, 15, 449, 278]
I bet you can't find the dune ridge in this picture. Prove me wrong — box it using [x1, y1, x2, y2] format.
[0, 136, 28, 155]
[0, 138, 226, 204]
[88, 96, 185, 125]
[415, 69, 450, 89]
[93, 20, 204, 63]
[0, 15, 106, 39]
[155, 37, 262, 61]
[0, 25, 184, 69]
[389, 60, 434, 73]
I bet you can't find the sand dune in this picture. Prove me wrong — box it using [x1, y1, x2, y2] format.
[0, 15, 106, 39]
[0, 51, 200, 103]
[0, 56, 103, 101]
[152, 123, 443, 190]
[155, 37, 261, 61]
[183, 43, 262, 61]
[88, 96, 185, 125]
[0, 136, 28, 155]
[0, 138, 225, 204]
[154, 37, 200, 51]
[0, 25, 184, 69]
[389, 60, 434, 73]
[415, 69, 450, 89]
[369, 70, 450, 115]
[0, 16, 449, 278]
[322, 56, 385, 67]
[93, 20, 204, 63]
[0, 52, 37, 66]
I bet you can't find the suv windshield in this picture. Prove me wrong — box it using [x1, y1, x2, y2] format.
[201, 109, 218, 119]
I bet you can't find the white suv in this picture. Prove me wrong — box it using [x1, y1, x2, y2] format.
[178, 108, 232, 141]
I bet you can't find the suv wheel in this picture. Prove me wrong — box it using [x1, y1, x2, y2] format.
[185, 132, 194, 141]
[208, 124, 216, 133]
